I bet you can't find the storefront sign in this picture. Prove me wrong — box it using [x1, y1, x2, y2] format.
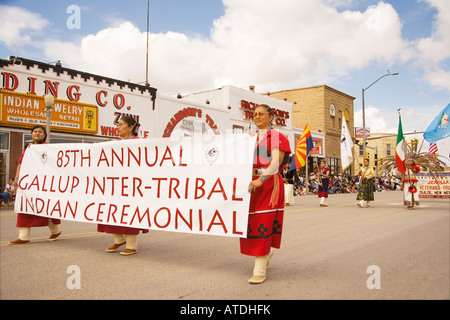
[355, 127, 370, 138]
[1, 71, 151, 111]
[294, 134, 324, 157]
[310, 137, 324, 156]
[240, 99, 290, 127]
[417, 172, 450, 198]
[0, 90, 98, 134]
[162, 107, 221, 137]
[1, 61, 156, 139]
[15, 134, 256, 237]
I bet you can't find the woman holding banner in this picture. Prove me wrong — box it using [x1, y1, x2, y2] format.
[243, 104, 291, 284]
[9, 125, 62, 244]
[97, 116, 148, 256]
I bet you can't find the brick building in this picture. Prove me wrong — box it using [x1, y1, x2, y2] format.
[268, 85, 357, 175]
[356, 133, 397, 175]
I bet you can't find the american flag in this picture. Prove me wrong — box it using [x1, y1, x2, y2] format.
[428, 143, 438, 155]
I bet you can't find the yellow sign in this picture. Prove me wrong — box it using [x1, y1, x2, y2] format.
[0, 90, 98, 134]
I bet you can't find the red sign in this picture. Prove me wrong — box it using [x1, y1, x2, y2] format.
[162, 107, 220, 137]
[240, 99, 290, 127]
[355, 127, 370, 138]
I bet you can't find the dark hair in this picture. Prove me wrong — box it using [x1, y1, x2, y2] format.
[364, 158, 370, 162]
[257, 104, 274, 117]
[120, 116, 140, 136]
[31, 125, 47, 143]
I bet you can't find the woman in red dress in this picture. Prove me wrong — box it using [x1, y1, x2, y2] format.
[242, 104, 291, 284]
[9, 125, 61, 244]
[318, 160, 330, 207]
[97, 116, 148, 256]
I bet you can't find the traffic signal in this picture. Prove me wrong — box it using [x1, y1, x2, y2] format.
[374, 153, 378, 166]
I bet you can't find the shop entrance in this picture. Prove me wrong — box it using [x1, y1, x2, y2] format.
[0, 132, 10, 191]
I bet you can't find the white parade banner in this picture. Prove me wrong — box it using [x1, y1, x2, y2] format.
[14, 134, 256, 238]
[417, 172, 450, 199]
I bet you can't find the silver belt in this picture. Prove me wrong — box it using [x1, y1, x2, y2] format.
[253, 168, 267, 176]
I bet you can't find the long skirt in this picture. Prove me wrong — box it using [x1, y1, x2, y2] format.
[356, 178, 374, 201]
[318, 178, 329, 198]
[97, 224, 148, 235]
[240, 174, 285, 257]
[17, 212, 61, 228]
[284, 183, 294, 205]
[403, 182, 420, 206]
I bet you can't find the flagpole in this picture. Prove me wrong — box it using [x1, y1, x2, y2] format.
[418, 137, 425, 153]
[399, 109, 407, 156]
[362, 71, 399, 160]
[145, 0, 150, 87]
[305, 154, 309, 191]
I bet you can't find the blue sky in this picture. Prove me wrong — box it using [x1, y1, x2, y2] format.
[0, 0, 449, 155]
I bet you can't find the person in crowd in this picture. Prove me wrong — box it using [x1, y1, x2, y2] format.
[281, 165, 294, 206]
[317, 160, 330, 207]
[242, 104, 291, 284]
[97, 116, 149, 256]
[0, 187, 10, 206]
[1, 178, 15, 206]
[356, 159, 375, 208]
[6, 178, 15, 203]
[292, 172, 400, 197]
[9, 125, 62, 244]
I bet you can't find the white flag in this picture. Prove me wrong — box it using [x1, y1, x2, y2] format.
[340, 114, 354, 170]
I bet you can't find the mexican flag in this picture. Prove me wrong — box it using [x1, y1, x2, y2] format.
[396, 113, 406, 174]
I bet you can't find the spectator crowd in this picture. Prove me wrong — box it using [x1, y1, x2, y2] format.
[281, 167, 401, 197]
[0, 178, 16, 207]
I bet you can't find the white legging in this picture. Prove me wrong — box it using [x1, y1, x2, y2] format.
[113, 234, 137, 250]
[18, 219, 60, 241]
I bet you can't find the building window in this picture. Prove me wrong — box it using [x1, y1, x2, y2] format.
[344, 166, 352, 176]
[329, 157, 339, 175]
[344, 108, 349, 121]
[386, 144, 391, 156]
[0, 132, 10, 191]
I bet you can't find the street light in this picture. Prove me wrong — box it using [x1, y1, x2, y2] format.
[44, 94, 54, 142]
[362, 70, 399, 163]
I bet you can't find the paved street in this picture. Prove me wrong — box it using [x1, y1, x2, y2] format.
[1, 191, 449, 301]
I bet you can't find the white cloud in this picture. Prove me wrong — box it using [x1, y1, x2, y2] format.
[43, 22, 218, 92]
[355, 104, 450, 165]
[209, 0, 410, 91]
[424, 69, 450, 91]
[40, 0, 410, 94]
[354, 103, 446, 135]
[0, 5, 48, 47]
[417, 0, 450, 62]
[354, 106, 397, 133]
[3, 0, 446, 96]
[2, 0, 448, 154]
[416, 0, 450, 91]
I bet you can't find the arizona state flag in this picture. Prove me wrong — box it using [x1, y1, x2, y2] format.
[289, 124, 314, 171]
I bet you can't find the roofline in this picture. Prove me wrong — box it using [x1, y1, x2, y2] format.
[0, 56, 157, 97]
[269, 84, 356, 100]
